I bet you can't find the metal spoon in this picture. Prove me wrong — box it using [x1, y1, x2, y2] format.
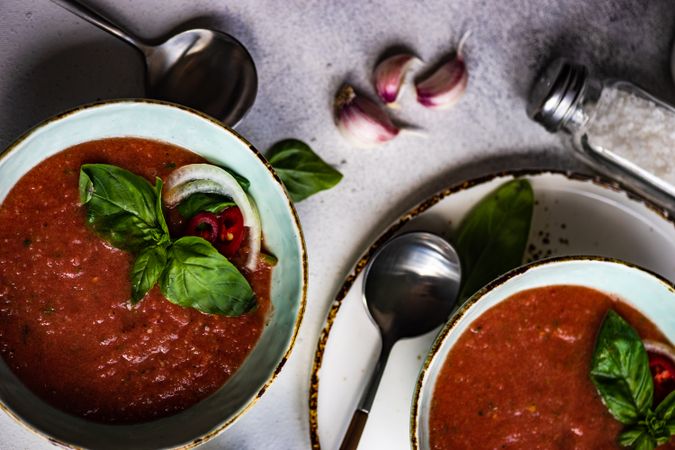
[51, 0, 258, 126]
[339, 231, 462, 450]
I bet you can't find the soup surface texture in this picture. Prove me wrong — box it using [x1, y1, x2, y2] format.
[428, 285, 674, 449]
[0, 138, 270, 423]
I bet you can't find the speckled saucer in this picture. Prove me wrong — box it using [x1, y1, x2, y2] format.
[308, 170, 675, 450]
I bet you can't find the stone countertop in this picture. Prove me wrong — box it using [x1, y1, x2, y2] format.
[1, 0, 674, 448]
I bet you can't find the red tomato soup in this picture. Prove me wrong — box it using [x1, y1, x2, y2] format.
[428, 285, 675, 450]
[0, 138, 271, 423]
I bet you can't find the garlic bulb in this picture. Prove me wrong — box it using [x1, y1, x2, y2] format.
[373, 54, 420, 107]
[415, 32, 470, 109]
[334, 85, 400, 147]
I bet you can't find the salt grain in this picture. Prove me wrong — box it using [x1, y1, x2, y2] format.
[586, 87, 675, 185]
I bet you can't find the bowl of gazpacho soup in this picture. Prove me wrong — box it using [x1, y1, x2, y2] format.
[412, 257, 675, 450]
[0, 100, 306, 449]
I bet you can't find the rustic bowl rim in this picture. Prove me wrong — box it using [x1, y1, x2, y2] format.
[0, 98, 308, 449]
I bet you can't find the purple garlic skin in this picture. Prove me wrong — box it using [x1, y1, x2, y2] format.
[415, 33, 469, 109]
[415, 57, 467, 109]
[373, 54, 419, 106]
[334, 85, 400, 147]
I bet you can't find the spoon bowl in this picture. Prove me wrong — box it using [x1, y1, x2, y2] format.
[145, 29, 257, 125]
[363, 232, 461, 339]
[51, 0, 258, 126]
[339, 231, 461, 450]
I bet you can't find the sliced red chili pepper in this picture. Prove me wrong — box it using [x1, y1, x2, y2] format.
[216, 206, 245, 257]
[185, 212, 219, 244]
[648, 351, 675, 405]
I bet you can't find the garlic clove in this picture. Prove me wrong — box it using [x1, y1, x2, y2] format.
[373, 54, 420, 107]
[415, 32, 470, 109]
[415, 59, 467, 109]
[334, 85, 400, 147]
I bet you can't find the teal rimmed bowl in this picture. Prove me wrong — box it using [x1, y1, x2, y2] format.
[0, 100, 307, 449]
[411, 257, 675, 449]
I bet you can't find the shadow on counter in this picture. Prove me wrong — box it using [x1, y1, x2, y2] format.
[0, 14, 258, 150]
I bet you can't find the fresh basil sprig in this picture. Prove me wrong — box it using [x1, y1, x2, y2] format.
[267, 139, 343, 202]
[154, 178, 170, 236]
[177, 192, 235, 218]
[454, 179, 534, 301]
[79, 164, 170, 251]
[79, 164, 255, 315]
[591, 310, 675, 449]
[224, 168, 251, 192]
[591, 310, 654, 423]
[161, 237, 254, 315]
[131, 244, 168, 303]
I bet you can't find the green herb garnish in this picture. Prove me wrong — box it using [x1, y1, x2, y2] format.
[225, 168, 251, 192]
[267, 139, 343, 202]
[161, 237, 254, 316]
[79, 164, 170, 251]
[454, 179, 534, 301]
[591, 310, 675, 449]
[177, 193, 235, 218]
[130, 244, 168, 303]
[79, 163, 254, 315]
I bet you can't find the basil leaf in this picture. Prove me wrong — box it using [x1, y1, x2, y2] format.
[130, 244, 168, 303]
[267, 139, 343, 202]
[455, 179, 534, 301]
[655, 433, 671, 446]
[260, 252, 278, 267]
[635, 436, 657, 450]
[80, 164, 157, 225]
[79, 164, 166, 251]
[159, 236, 254, 316]
[591, 310, 654, 424]
[644, 410, 671, 445]
[177, 193, 235, 218]
[620, 426, 651, 447]
[154, 178, 170, 237]
[657, 392, 675, 441]
[619, 426, 656, 450]
[656, 391, 675, 423]
[85, 205, 166, 251]
[224, 168, 250, 192]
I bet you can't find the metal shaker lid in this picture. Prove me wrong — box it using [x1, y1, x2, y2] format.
[527, 58, 589, 132]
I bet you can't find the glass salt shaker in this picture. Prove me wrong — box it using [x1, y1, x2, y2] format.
[528, 58, 675, 211]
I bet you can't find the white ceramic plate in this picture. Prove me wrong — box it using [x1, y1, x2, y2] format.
[308, 171, 675, 450]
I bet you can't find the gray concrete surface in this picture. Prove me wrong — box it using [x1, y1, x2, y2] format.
[0, 0, 674, 448]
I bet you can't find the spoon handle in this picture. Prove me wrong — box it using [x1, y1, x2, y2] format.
[50, 0, 148, 51]
[339, 338, 394, 450]
[339, 411, 368, 450]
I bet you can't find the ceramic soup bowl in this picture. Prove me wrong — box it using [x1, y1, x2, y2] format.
[0, 100, 306, 449]
[412, 257, 675, 449]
